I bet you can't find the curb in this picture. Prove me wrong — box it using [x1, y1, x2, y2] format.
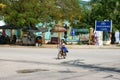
[0, 44, 120, 49]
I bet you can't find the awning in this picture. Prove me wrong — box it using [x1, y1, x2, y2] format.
[50, 25, 66, 32]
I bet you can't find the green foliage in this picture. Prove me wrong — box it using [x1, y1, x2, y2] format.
[0, 0, 83, 28]
[89, 0, 120, 31]
[1, 0, 119, 31]
[77, 41, 83, 45]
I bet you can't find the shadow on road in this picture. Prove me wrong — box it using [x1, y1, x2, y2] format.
[61, 59, 120, 73]
[0, 58, 120, 73]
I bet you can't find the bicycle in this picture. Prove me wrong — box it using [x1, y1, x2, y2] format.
[57, 49, 67, 59]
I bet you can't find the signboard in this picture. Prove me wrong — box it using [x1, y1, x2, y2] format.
[95, 21, 112, 32]
[39, 27, 48, 32]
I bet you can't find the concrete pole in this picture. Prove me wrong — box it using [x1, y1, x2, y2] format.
[89, 27, 93, 45]
[42, 32, 45, 44]
[58, 13, 63, 43]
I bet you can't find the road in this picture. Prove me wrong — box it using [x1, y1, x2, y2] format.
[0, 47, 120, 80]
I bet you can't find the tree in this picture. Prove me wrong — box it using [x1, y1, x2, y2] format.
[89, 0, 120, 31]
[1, 0, 42, 27]
[56, 0, 82, 23]
[1, 0, 83, 29]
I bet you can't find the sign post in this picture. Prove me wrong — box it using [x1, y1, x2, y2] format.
[95, 20, 112, 45]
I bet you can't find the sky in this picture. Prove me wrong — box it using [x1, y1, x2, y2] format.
[82, 0, 90, 2]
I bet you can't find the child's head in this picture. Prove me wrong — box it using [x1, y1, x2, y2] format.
[61, 39, 64, 42]
[61, 39, 66, 44]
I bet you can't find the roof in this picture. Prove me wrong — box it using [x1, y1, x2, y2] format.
[0, 22, 20, 29]
[22, 26, 39, 32]
[0, 20, 6, 26]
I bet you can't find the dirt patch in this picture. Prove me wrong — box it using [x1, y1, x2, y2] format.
[58, 70, 76, 73]
[17, 69, 49, 74]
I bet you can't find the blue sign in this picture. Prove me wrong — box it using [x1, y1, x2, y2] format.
[95, 21, 112, 31]
[70, 27, 75, 36]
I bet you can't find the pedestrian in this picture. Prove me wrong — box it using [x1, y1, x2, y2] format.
[36, 36, 42, 46]
[12, 34, 17, 44]
[5, 35, 10, 44]
[37, 38, 42, 46]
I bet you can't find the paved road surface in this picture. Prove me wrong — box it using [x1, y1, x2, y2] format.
[0, 47, 120, 80]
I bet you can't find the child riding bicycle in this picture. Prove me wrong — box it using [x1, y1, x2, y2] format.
[57, 39, 68, 59]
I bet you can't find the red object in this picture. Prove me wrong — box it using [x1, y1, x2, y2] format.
[37, 39, 42, 43]
[110, 32, 112, 44]
[94, 32, 97, 45]
[2, 29, 6, 36]
[51, 37, 59, 44]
